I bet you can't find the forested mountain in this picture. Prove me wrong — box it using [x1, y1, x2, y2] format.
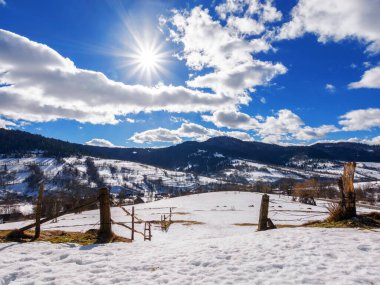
[1, 129, 380, 173]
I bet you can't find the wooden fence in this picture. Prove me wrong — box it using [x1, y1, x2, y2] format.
[6, 185, 152, 243]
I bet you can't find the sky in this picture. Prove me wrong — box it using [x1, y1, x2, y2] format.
[0, 0, 380, 148]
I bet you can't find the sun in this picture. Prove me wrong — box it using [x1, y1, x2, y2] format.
[121, 34, 170, 84]
[136, 47, 159, 71]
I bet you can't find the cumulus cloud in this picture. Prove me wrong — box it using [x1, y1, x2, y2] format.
[339, 108, 380, 131]
[166, 6, 286, 97]
[0, 118, 16, 129]
[313, 136, 380, 146]
[0, 29, 236, 125]
[348, 66, 380, 89]
[130, 128, 183, 144]
[278, 0, 380, 54]
[202, 110, 259, 130]
[203, 109, 338, 143]
[85, 138, 120, 148]
[216, 0, 282, 23]
[130, 122, 253, 144]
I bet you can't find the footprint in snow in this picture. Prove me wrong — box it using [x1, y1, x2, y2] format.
[357, 244, 371, 252]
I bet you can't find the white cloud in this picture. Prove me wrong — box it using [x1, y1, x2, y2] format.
[260, 97, 266, 104]
[85, 138, 119, 148]
[126, 118, 135, 123]
[0, 118, 16, 129]
[215, 0, 282, 23]
[359, 136, 380, 145]
[166, 6, 286, 97]
[348, 66, 380, 89]
[130, 128, 183, 144]
[130, 122, 253, 144]
[202, 110, 259, 130]
[313, 136, 380, 146]
[203, 109, 338, 143]
[278, 0, 380, 54]
[0, 29, 236, 125]
[0, 0, 5, 6]
[227, 16, 265, 35]
[339, 108, 380, 131]
[170, 116, 189, 123]
[325, 84, 336, 93]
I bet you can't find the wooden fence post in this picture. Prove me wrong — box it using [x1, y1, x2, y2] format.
[257, 194, 276, 231]
[98, 187, 113, 242]
[34, 181, 44, 239]
[131, 206, 135, 241]
[339, 162, 356, 219]
[258, 194, 269, 231]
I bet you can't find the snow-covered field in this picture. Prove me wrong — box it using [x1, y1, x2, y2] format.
[1, 192, 379, 284]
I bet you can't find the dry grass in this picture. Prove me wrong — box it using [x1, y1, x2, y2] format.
[304, 212, 380, 229]
[326, 202, 345, 222]
[0, 229, 131, 245]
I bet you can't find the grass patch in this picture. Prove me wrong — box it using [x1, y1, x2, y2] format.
[234, 223, 257, 227]
[0, 229, 131, 245]
[304, 213, 380, 229]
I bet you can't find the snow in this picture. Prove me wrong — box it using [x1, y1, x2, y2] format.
[0, 228, 379, 285]
[213, 152, 225, 158]
[0, 192, 379, 284]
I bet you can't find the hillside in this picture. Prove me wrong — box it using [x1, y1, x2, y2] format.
[1, 129, 380, 174]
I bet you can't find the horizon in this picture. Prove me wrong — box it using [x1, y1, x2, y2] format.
[0, 0, 380, 148]
[2, 128, 379, 150]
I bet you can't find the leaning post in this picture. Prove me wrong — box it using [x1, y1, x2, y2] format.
[258, 194, 270, 231]
[98, 187, 113, 242]
[34, 180, 44, 239]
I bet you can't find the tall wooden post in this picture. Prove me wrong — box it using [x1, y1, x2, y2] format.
[258, 194, 269, 231]
[131, 206, 135, 241]
[34, 181, 44, 239]
[98, 187, 112, 242]
[339, 162, 356, 219]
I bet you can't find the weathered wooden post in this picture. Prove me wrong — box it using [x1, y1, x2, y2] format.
[257, 194, 276, 231]
[339, 162, 356, 219]
[131, 206, 135, 241]
[98, 187, 113, 242]
[258, 194, 269, 231]
[34, 181, 44, 239]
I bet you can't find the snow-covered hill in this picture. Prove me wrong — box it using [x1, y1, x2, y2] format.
[1, 192, 379, 284]
[1, 156, 380, 198]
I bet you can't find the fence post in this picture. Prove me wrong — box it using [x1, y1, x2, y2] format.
[34, 181, 44, 239]
[98, 187, 113, 242]
[258, 194, 269, 231]
[131, 206, 135, 241]
[340, 162, 356, 219]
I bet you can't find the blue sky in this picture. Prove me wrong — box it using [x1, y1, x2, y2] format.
[0, 0, 379, 147]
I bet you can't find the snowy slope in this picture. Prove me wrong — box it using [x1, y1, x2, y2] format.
[0, 192, 379, 285]
[226, 159, 380, 182]
[1, 156, 380, 198]
[0, 157, 221, 195]
[1, 192, 378, 242]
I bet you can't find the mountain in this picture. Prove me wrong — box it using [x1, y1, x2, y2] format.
[1, 129, 380, 174]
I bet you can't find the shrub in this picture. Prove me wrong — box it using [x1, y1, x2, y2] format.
[326, 202, 344, 222]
